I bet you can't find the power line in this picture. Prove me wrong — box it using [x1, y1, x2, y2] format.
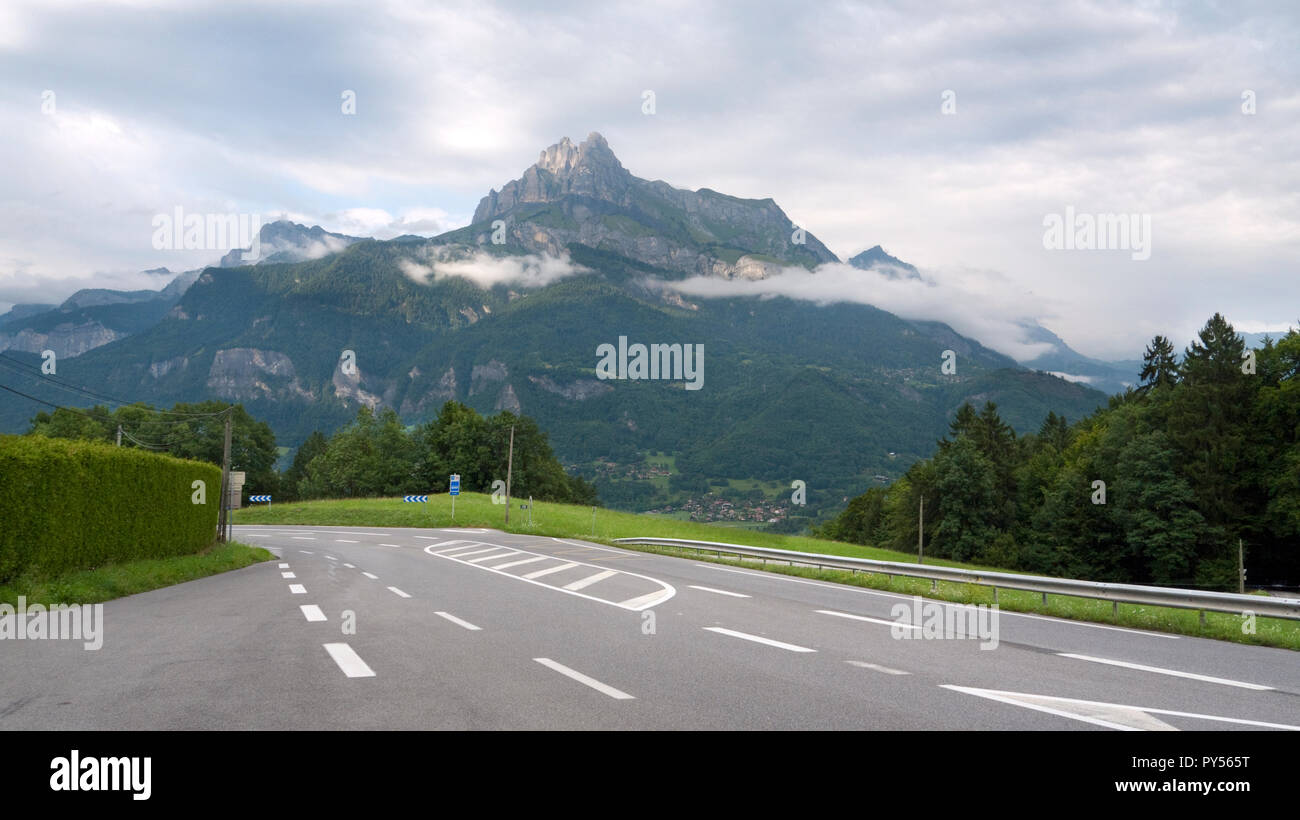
[0, 352, 231, 417]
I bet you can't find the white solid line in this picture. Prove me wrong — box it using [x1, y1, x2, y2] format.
[298, 550, 314, 554]
[534, 658, 634, 700]
[490, 555, 549, 571]
[618, 590, 670, 609]
[387, 586, 411, 598]
[289, 584, 306, 594]
[435, 611, 481, 631]
[817, 609, 921, 630]
[343, 563, 355, 568]
[335, 539, 358, 543]
[281, 571, 296, 579]
[292, 536, 316, 540]
[278, 563, 290, 569]
[468, 550, 520, 564]
[1056, 653, 1274, 690]
[848, 660, 910, 675]
[323, 643, 375, 678]
[300, 605, 326, 622]
[445, 546, 502, 559]
[704, 627, 816, 653]
[564, 569, 618, 591]
[688, 585, 751, 598]
[523, 562, 580, 579]
[362, 572, 378, 580]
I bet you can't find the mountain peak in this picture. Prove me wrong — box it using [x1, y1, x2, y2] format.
[847, 245, 920, 280]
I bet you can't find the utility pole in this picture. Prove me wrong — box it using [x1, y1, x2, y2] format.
[116, 425, 122, 447]
[504, 423, 515, 525]
[219, 411, 232, 542]
[918, 496, 924, 564]
[1238, 538, 1245, 594]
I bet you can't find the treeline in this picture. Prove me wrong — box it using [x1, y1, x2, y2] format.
[817, 314, 1300, 589]
[281, 401, 597, 505]
[27, 399, 597, 507]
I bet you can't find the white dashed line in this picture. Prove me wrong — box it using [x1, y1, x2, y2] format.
[300, 605, 327, 622]
[289, 584, 306, 594]
[380, 543, 402, 548]
[292, 536, 316, 540]
[1056, 653, 1274, 691]
[324, 555, 337, 561]
[563, 569, 618, 591]
[522, 562, 579, 580]
[848, 660, 909, 675]
[362, 572, 378, 580]
[281, 571, 296, 579]
[817, 609, 920, 630]
[335, 539, 358, 543]
[435, 611, 481, 631]
[343, 563, 355, 568]
[278, 563, 290, 569]
[298, 550, 314, 555]
[323, 643, 375, 678]
[704, 627, 816, 653]
[534, 658, 634, 700]
[387, 586, 411, 598]
[688, 585, 751, 598]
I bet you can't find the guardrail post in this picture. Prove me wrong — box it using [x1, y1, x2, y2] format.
[1112, 601, 1117, 618]
[1042, 592, 1048, 607]
[1199, 610, 1206, 628]
[992, 587, 998, 604]
[931, 579, 937, 593]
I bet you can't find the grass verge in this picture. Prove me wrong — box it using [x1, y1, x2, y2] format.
[0, 541, 274, 606]
[235, 495, 1299, 651]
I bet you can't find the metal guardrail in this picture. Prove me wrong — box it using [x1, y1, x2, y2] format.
[612, 537, 1300, 622]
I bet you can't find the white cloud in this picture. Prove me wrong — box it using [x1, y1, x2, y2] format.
[665, 261, 1057, 362]
[399, 248, 589, 289]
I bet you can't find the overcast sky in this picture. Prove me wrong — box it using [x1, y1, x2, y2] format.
[1, 0, 1296, 359]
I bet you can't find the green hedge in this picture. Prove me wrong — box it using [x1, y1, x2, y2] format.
[0, 435, 221, 581]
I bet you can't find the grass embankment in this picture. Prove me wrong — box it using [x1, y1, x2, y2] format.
[235, 494, 1299, 651]
[0, 542, 274, 606]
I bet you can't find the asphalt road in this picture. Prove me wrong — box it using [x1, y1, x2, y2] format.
[2, 524, 1297, 730]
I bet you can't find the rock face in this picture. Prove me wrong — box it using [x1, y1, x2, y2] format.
[469, 360, 509, 395]
[528, 375, 613, 401]
[219, 220, 361, 267]
[400, 366, 458, 414]
[468, 132, 839, 279]
[332, 360, 383, 409]
[0, 321, 124, 358]
[207, 348, 313, 402]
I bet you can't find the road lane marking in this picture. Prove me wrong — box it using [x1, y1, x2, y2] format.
[246, 533, 268, 537]
[380, 543, 402, 548]
[292, 536, 316, 540]
[490, 555, 548, 571]
[564, 569, 618, 591]
[435, 611, 481, 631]
[848, 660, 909, 675]
[362, 572, 378, 580]
[289, 584, 306, 594]
[298, 550, 314, 554]
[618, 590, 670, 608]
[278, 563, 290, 569]
[324, 555, 337, 561]
[343, 563, 355, 568]
[1056, 654, 1274, 691]
[443, 546, 503, 559]
[300, 605, 327, 622]
[534, 658, 634, 700]
[281, 572, 296, 579]
[324, 643, 375, 678]
[335, 539, 358, 543]
[468, 550, 520, 564]
[817, 609, 920, 630]
[422, 540, 464, 548]
[523, 562, 580, 579]
[688, 585, 751, 598]
[704, 627, 816, 653]
[387, 586, 411, 598]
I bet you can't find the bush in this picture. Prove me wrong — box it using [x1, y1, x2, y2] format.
[0, 435, 221, 581]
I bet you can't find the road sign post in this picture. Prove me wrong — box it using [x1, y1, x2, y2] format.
[449, 474, 460, 520]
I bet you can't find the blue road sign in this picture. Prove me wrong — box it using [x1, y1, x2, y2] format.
[403, 495, 428, 503]
[449, 474, 460, 496]
[249, 495, 271, 502]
